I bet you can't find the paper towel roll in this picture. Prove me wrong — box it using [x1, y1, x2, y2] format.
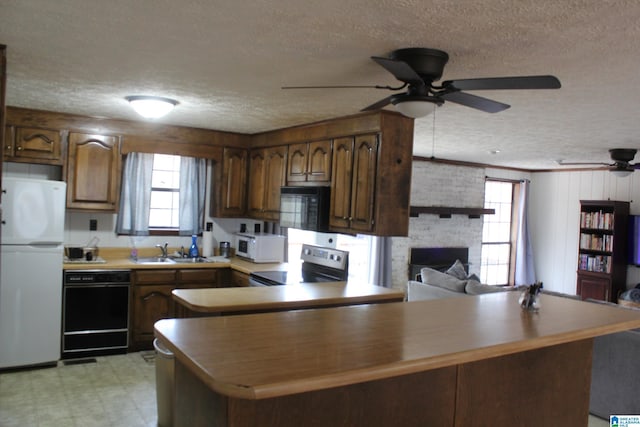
[202, 231, 214, 257]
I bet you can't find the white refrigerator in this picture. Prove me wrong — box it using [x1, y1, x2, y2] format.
[0, 177, 66, 368]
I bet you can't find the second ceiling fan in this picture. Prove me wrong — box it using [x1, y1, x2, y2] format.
[283, 47, 561, 118]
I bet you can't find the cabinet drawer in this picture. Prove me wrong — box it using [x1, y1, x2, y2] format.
[134, 269, 177, 284]
[178, 269, 218, 284]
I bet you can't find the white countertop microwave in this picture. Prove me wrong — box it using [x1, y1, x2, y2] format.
[234, 232, 286, 263]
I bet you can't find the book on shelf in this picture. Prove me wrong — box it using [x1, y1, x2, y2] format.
[579, 233, 614, 251]
[578, 254, 612, 273]
[580, 210, 615, 230]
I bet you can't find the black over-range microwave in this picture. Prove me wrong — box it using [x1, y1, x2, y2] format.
[279, 186, 330, 232]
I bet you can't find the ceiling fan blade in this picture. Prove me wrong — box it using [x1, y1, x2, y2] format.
[371, 56, 423, 85]
[361, 95, 394, 112]
[440, 91, 510, 113]
[556, 160, 611, 166]
[282, 85, 382, 89]
[442, 75, 561, 91]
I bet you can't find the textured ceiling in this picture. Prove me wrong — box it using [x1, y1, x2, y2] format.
[2, 0, 640, 170]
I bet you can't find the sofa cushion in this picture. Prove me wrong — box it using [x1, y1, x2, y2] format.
[445, 259, 468, 280]
[407, 281, 469, 301]
[465, 280, 509, 295]
[420, 267, 467, 293]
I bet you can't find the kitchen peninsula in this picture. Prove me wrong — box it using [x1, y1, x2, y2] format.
[155, 292, 640, 426]
[172, 282, 405, 316]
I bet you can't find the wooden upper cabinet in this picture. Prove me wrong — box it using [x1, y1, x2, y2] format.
[287, 139, 332, 184]
[330, 135, 378, 233]
[4, 126, 64, 165]
[248, 145, 288, 220]
[66, 132, 121, 211]
[212, 147, 247, 217]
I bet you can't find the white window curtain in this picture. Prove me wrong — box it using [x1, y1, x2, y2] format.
[368, 236, 393, 287]
[178, 156, 207, 236]
[116, 153, 207, 235]
[116, 152, 154, 235]
[514, 179, 536, 285]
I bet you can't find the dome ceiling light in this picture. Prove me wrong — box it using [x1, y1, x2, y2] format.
[125, 96, 178, 119]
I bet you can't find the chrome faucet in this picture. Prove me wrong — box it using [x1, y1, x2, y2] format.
[156, 242, 169, 258]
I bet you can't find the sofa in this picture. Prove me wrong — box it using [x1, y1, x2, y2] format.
[406, 260, 512, 301]
[588, 300, 640, 419]
[406, 263, 640, 420]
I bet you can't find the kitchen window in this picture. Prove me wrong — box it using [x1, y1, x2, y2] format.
[149, 154, 180, 229]
[116, 152, 207, 236]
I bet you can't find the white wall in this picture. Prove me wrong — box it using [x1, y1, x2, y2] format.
[530, 169, 640, 294]
[2, 162, 257, 255]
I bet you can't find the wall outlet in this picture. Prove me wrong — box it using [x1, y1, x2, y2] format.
[89, 219, 97, 231]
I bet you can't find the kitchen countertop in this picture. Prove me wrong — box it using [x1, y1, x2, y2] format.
[154, 292, 640, 401]
[172, 282, 405, 314]
[62, 247, 288, 274]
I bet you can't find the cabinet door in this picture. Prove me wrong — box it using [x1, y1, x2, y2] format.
[248, 149, 266, 217]
[66, 132, 121, 210]
[132, 284, 174, 343]
[262, 145, 288, 219]
[577, 273, 612, 301]
[14, 127, 63, 163]
[218, 147, 247, 216]
[230, 269, 250, 287]
[330, 137, 355, 230]
[287, 142, 308, 183]
[349, 134, 378, 232]
[307, 139, 332, 183]
[178, 269, 218, 286]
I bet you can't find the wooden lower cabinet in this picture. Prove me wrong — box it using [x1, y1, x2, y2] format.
[131, 268, 223, 350]
[577, 271, 612, 301]
[229, 269, 250, 287]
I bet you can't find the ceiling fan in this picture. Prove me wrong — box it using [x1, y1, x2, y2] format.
[282, 47, 561, 118]
[557, 148, 640, 176]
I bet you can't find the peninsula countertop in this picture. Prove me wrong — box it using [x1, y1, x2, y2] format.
[154, 292, 640, 401]
[172, 282, 405, 314]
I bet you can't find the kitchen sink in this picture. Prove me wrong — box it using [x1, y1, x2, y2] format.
[134, 257, 177, 265]
[170, 256, 214, 264]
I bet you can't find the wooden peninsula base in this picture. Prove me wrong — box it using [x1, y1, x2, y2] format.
[173, 339, 591, 427]
[155, 293, 640, 426]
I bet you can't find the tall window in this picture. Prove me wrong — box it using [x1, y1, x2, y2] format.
[480, 180, 516, 285]
[149, 154, 181, 229]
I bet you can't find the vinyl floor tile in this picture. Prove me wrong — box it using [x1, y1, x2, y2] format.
[0, 352, 156, 427]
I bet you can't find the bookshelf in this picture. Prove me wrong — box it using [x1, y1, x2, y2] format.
[576, 200, 629, 302]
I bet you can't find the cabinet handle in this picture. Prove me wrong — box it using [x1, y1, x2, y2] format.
[5, 145, 11, 150]
[142, 291, 162, 301]
[16, 146, 23, 151]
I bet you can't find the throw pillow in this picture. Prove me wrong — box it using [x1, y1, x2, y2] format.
[467, 273, 481, 282]
[465, 280, 508, 295]
[420, 267, 467, 293]
[445, 259, 468, 280]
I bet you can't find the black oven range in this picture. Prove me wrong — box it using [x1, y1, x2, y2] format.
[249, 244, 349, 286]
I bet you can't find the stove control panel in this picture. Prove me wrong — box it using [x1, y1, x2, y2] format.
[300, 244, 348, 270]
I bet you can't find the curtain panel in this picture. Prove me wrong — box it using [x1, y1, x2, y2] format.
[116, 152, 154, 235]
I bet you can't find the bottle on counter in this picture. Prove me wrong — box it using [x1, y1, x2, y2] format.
[189, 235, 199, 258]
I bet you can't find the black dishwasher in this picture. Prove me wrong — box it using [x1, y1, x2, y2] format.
[62, 270, 130, 359]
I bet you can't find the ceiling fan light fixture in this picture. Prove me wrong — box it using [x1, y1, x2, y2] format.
[611, 168, 633, 178]
[125, 96, 178, 119]
[391, 97, 440, 119]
